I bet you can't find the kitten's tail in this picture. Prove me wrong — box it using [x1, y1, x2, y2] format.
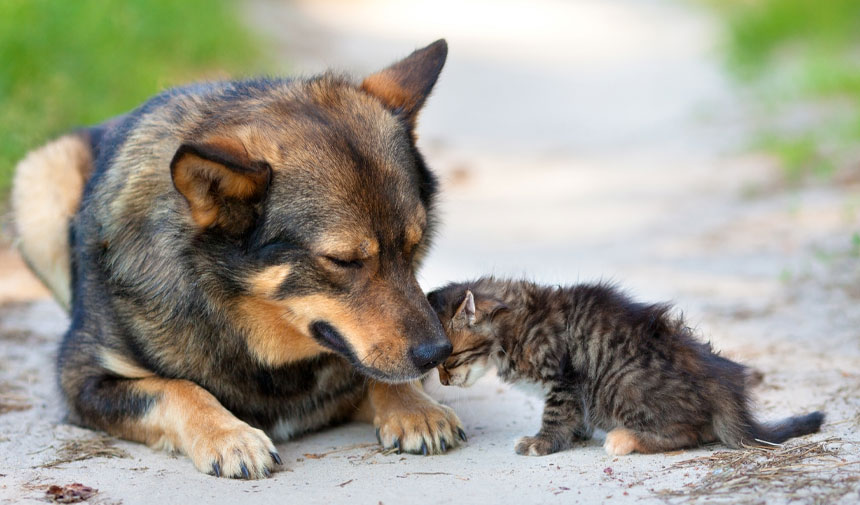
[748, 411, 825, 445]
[716, 410, 825, 447]
[706, 354, 824, 447]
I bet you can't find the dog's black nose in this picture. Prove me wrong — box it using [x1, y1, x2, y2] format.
[410, 341, 453, 372]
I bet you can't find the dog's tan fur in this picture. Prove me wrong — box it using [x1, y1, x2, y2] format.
[14, 40, 463, 479]
[12, 133, 93, 309]
[128, 377, 279, 479]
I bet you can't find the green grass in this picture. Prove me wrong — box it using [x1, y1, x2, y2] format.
[709, 0, 860, 182]
[722, 0, 860, 78]
[757, 134, 836, 183]
[0, 0, 269, 199]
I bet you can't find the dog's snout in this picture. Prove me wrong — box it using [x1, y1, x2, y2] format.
[410, 341, 453, 372]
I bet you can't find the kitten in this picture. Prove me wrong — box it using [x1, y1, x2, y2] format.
[427, 278, 824, 456]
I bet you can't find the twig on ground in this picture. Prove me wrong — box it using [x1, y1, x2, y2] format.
[654, 437, 860, 505]
[303, 442, 378, 459]
[38, 434, 130, 469]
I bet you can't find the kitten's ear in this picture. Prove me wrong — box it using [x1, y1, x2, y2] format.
[452, 290, 477, 329]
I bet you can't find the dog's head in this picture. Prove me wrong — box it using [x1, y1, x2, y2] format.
[169, 40, 451, 382]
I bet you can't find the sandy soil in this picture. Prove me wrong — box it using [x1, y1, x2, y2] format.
[2, 0, 859, 503]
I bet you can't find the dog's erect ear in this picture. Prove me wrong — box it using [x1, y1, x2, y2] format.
[170, 138, 271, 230]
[361, 39, 448, 127]
[452, 290, 476, 329]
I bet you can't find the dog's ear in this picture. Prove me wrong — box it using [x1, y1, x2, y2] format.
[361, 39, 448, 127]
[170, 137, 271, 230]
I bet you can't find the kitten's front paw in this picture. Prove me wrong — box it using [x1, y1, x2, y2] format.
[514, 435, 556, 456]
[604, 428, 638, 456]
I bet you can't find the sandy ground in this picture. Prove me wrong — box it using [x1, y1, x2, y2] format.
[2, 0, 859, 503]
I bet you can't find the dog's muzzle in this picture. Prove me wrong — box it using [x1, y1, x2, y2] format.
[409, 340, 452, 372]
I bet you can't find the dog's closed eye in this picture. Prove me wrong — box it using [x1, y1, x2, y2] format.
[323, 255, 363, 269]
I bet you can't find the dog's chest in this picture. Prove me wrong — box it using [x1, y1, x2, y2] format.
[228, 355, 365, 440]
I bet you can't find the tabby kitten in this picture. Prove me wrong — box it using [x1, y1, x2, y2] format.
[427, 278, 824, 456]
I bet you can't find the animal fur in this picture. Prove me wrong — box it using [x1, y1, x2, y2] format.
[12, 40, 464, 479]
[12, 132, 94, 309]
[428, 278, 824, 456]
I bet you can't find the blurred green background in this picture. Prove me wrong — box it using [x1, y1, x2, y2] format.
[711, 0, 860, 183]
[2, 0, 859, 203]
[0, 0, 268, 201]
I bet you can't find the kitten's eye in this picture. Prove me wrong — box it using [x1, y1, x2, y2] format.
[323, 255, 363, 270]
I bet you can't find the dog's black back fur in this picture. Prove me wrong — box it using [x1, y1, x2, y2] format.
[15, 40, 468, 478]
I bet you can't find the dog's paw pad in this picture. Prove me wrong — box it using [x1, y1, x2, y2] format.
[604, 428, 638, 456]
[375, 401, 464, 455]
[189, 422, 280, 479]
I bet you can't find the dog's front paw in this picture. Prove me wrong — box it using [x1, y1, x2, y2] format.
[514, 435, 557, 456]
[375, 398, 465, 455]
[603, 428, 638, 456]
[187, 420, 281, 479]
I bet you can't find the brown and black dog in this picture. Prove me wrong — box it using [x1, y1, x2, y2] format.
[12, 40, 466, 479]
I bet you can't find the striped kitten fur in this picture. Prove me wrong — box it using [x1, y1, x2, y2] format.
[427, 278, 824, 456]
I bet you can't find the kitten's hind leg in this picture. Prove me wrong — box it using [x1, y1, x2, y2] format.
[604, 424, 707, 456]
[515, 385, 589, 456]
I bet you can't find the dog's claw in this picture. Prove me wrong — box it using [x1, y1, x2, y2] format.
[240, 462, 250, 479]
[270, 451, 282, 466]
[375, 428, 381, 444]
[458, 427, 468, 442]
[441, 439, 447, 452]
[212, 461, 222, 477]
[394, 438, 401, 454]
[264, 467, 271, 478]
[421, 441, 428, 456]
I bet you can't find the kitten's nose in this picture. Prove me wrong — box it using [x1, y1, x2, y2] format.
[410, 341, 452, 372]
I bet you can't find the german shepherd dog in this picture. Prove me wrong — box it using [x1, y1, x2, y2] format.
[12, 40, 465, 479]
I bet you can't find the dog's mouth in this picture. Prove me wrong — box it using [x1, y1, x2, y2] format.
[309, 320, 425, 383]
[310, 321, 352, 357]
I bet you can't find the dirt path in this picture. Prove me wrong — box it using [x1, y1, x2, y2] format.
[2, 0, 859, 503]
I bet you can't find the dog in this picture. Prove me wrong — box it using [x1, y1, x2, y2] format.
[12, 40, 464, 479]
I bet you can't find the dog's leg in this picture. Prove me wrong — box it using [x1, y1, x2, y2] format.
[63, 368, 279, 479]
[365, 380, 465, 455]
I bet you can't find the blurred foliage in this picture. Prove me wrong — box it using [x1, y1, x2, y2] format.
[0, 0, 268, 200]
[710, 0, 860, 183]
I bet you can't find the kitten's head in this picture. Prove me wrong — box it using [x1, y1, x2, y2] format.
[427, 284, 508, 387]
